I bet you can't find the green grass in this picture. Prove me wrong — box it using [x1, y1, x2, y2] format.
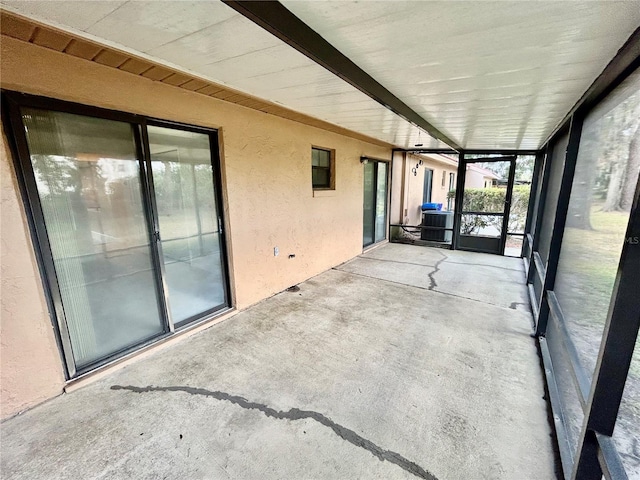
[558, 204, 640, 378]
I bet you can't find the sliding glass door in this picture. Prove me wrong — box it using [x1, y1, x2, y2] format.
[21, 109, 165, 369]
[9, 95, 229, 376]
[363, 160, 389, 247]
[147, 125, 227, 326]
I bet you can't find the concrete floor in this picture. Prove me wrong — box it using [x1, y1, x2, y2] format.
[1, 244, 556, 480]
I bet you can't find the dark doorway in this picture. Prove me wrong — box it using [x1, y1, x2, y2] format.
[423, 168, 433, 203]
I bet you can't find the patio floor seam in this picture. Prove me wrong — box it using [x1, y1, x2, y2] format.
[333, 267, 530, 314]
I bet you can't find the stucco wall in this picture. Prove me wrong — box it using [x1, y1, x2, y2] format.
[1, 128, 67, 418]
[396, 153, 457, 226]
[0, 36, 391, 418]
[465, 167, 492, 189]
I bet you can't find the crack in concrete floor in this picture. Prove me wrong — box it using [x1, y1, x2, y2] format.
[427, 251, 448, 290]
[111, 385, 439, 480]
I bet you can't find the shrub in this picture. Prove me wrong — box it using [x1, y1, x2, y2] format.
[447, 186, 530, 234]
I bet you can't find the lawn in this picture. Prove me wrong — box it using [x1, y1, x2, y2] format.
[556, 204, 639, 473]
[557, 205, 639, 375]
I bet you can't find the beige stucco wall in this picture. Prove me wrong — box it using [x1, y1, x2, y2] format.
[393, 153, 457, 226]
[0, 36, 391, 418]
[390, 152, 405, 224]
[1, 128, 67, 418]
[465, 167, 489, 189]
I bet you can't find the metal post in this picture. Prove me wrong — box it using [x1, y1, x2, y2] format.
[527, 145, 552, 285]
[536, 115, 583, 336]
[139, 123, 175, 333]
[452, 152, 466, 250]
[524, 150, 545, 242]
[500, 158, 517, 255]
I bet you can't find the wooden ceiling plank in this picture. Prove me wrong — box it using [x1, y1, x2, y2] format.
[180, 79, 209, 91]
[162, 73, 192, 86]
[64, 39, 102, 60]
[141, 65, 174, 81]
[197, 85, 226, 96]
[93, 49, 129, 68]
[31, 27, 72, 51]
[0, 12, 37, 41]
[119, 58, 154, 75]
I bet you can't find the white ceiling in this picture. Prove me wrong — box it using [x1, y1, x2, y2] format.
[2, 1, 639, 150]
[283, 1, 640, 149]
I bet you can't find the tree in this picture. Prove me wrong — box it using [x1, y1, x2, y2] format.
[619, 123, 640, 211]
[565, 131, 598, 229]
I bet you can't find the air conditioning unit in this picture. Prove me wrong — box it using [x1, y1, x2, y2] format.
[421, 211, 454, 242]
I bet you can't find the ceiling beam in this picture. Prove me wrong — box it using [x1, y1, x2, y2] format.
[223, 0, 461, 151]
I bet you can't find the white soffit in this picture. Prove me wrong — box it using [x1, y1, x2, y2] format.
[282, 0, 640, 149]
[0, 0, 447, 149]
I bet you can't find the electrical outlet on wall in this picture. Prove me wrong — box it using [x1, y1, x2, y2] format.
[274, 246, 279, 257]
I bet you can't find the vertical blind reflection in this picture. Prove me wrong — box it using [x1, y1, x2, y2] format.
[148, 125, 225, 325]
[552, 70, 640, 474]
[374, 162, 387, 243]
[22, 108, 164, 368]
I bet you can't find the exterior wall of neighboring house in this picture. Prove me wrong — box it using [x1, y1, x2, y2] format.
[390, 152, 457, 227]
[0, 35, 392, 418]
[465, 165, 499, 189]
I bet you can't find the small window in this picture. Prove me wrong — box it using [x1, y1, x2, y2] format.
[312, 147, 334, 189]
[441, 170, 446, 187]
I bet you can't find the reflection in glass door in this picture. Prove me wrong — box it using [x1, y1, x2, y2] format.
[375, 162, 388, 243]
[21, 109, 165, 369]
[363, 160, 389, 247]
[147, 125, 227, 326]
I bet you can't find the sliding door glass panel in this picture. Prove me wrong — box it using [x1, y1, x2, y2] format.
[363, 161, 375, 247]
[374, 162, 388, 243]
[148, 126, 225, 325]
[22, 108, 164, 368]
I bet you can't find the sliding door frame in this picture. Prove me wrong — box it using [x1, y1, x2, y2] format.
[362, 157, 389, 248]
[2, 90, 232, 378]
[143, 119, 232, 329]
